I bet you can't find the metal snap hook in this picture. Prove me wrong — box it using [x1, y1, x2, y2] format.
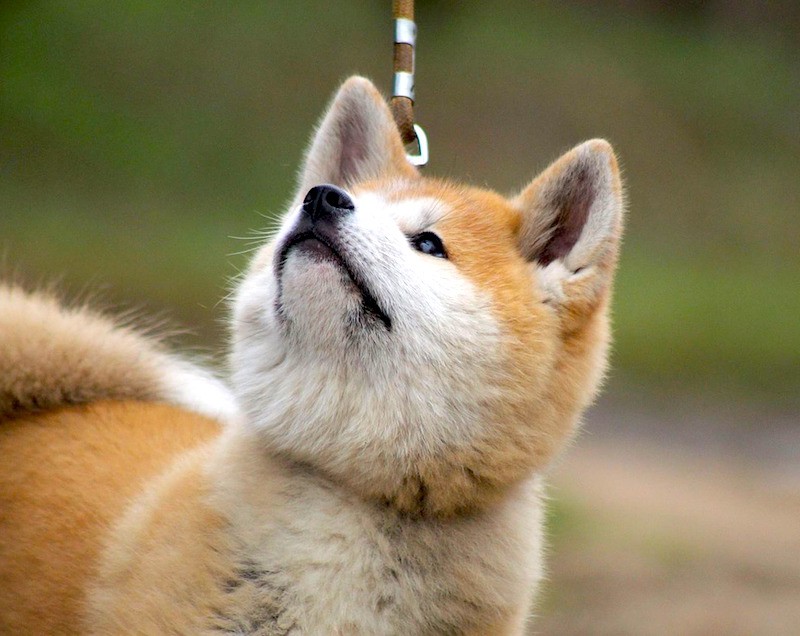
[406, 124, 428, 167]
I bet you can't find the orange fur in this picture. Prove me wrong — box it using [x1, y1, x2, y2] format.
[0, 401, 220, 633]
[348, 164, 622, 516]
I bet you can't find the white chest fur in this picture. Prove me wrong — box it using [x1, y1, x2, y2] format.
[209, 434, 545, 635]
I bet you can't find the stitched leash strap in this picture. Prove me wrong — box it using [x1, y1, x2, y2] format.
[391, 0, 428, 166]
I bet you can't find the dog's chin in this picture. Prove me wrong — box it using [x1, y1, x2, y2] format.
[276, 238, 392, 332]
[275, 248, 392, 337]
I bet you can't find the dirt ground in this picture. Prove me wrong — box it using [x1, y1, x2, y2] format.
[533, 395, 800, 635]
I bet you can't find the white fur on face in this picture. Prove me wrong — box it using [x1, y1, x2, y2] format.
[231, 187, 507, 493]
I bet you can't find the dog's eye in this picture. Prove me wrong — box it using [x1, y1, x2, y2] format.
[410, 232, 447, 259]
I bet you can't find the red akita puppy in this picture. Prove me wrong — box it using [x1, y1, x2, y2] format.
[0, 76, 623, 634]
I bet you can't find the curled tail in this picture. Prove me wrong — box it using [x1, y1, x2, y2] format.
[0, 285, 237, 422]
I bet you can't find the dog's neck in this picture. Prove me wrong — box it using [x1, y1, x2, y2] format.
[205, 424, 545, 633]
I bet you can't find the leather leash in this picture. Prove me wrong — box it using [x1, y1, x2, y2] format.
[391, 0, 428, 166]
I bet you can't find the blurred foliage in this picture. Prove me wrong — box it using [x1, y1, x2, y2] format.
[2, 1, 798, 404]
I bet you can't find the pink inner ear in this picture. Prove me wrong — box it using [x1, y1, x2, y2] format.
[335, 116, 370, 187]
[537, 164, 594, 266]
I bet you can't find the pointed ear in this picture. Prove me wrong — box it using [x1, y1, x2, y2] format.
[513, 139, 624, 303]
[295, 76, 418, 196]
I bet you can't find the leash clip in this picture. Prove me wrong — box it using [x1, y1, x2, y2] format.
[405, 124, 428, 167]
[391, 11, 427, 166]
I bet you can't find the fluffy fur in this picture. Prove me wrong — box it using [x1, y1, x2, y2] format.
[0, 285, 237, 421]
[0, 76, 623, 634]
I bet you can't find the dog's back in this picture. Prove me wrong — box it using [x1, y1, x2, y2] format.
[0, 286, 226, 633]
[0, 401, 220, 633]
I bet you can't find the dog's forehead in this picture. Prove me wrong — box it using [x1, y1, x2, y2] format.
[353, 179, 520, 234]
[355, 190, 443, 230]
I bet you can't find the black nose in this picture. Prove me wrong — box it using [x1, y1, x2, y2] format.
[302, 184, 355, 223]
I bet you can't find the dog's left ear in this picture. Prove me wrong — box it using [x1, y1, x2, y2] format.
[514, 139, 624, 311]
[295, 76, 418, 197]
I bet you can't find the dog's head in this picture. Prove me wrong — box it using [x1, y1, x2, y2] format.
[232, 77, 623, 516]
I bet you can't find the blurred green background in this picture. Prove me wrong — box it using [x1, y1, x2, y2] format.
[2, 0, 798, 405]
[3, 2, 799, 633]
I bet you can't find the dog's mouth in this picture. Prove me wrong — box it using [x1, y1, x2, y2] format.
[275, 229, 392, 331]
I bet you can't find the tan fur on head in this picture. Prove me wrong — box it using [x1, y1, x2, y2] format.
[234, 84, 624, 517]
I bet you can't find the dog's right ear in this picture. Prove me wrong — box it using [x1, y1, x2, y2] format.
[513, 139, 624, 324]
[295, 76, 418, 197]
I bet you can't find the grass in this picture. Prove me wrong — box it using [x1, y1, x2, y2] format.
[614, 248, 800, 402]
